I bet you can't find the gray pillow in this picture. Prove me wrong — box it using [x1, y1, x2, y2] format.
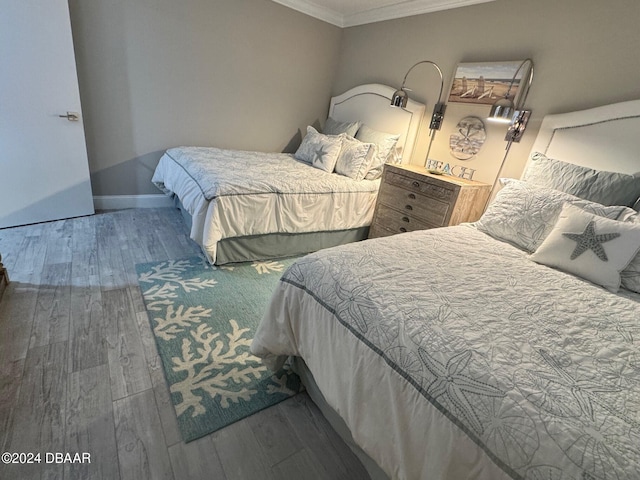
[523, 152, 640, 207]
[323, 117, 361, 137]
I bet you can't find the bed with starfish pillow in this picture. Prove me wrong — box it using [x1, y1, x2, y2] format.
[251, 99, 640, 480]
[151, 84, 425, 265]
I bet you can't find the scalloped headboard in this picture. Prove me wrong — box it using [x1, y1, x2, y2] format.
[328, 83, 425, 165]
[529, 99, 640, 175]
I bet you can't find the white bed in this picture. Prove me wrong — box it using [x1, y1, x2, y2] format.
[152, 84, 425, 264]
[251, 100, 640, 480]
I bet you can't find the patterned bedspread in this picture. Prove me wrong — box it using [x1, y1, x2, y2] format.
[252, 225, 640, 480]
[155, 147, 378, 200]
[151, 147, 379, 263]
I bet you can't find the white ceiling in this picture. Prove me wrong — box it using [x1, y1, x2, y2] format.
[271, 0, 497, 27]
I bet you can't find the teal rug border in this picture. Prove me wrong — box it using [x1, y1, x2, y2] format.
[135, 256, 303, 442]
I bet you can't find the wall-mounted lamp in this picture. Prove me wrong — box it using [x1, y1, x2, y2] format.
[484, 58, 535, 209]
[391, 60, 446, 166]
[487, 58, 534, 148]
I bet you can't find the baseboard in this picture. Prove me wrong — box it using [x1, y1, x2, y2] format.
[93, 194, 174, 210]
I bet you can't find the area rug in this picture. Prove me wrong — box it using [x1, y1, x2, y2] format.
[136, 256, 303, 442]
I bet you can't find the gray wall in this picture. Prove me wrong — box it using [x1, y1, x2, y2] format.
[70, 0, 640, 196]
[333, 0, 640, 185]
[69, 0, 342, 196]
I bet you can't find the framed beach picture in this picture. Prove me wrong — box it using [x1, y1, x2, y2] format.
[448, 61, 529, 106]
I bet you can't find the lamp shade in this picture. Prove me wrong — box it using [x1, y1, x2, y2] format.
[487, 97, 515, 123]
[390, 88, 408, 108]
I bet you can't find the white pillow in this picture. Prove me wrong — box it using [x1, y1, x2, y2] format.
[474, 179, 633, 252]
[619, 211, 640, 293]
[334, 135, 377, 181]
[530, 203, 640, 292]
[323, 116, 361, 137]
[523, 152, 640, 207]
[355, 125, 400, 180]
[622, 255, 640, 293]
[294, 126, 343, 172]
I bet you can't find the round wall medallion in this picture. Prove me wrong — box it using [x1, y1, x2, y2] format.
[449, 116, 486, 160]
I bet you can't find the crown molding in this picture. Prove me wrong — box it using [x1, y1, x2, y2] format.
[343, 0, 496, 27]
[271, 0, 344, 27]
[271, 0, 496, 28]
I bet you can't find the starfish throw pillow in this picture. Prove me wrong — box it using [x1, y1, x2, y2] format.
[530, 203, 640, 292]
[294, 126, 343, 172]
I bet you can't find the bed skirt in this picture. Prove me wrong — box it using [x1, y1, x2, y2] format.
[292, 357, 389, 480]
[174, 197, 370, 264]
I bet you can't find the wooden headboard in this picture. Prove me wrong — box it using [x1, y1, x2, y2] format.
[529, 99, 640, 175]
[328, 84, 425, 165]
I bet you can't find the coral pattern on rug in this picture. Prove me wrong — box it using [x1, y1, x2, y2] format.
[136, 256, 302, 442]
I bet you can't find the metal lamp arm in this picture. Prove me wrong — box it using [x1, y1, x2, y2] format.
[505, 58, 534, 108]
[516, 60, 534, 110]
[400, 60, 445, 105]
[392, 59, 447, 166]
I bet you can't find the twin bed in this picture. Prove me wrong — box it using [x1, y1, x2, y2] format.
[250, 100, 640, 479]
[152, 84, 425, 264]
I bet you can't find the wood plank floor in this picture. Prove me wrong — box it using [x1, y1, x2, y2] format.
[0, 208, 371, 480]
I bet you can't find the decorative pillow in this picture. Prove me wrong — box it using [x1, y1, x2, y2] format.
[523, 152, 640, 207]
[474, 179, 634, 253]
[355, 125, 400, 180]
[388, 147, 402, 165]
[323, 116, 361, 137]
[622, 261, 640, 293]
[619, 211, 640, 293]
[530, 203, 640, 292]
[294, 126, 342, 172]
[334, 135, 377, 181]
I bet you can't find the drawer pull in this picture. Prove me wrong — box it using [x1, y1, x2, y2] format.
[405, 205, 413, 211]
[408, 193, 416, 199]
[412, 181, 420, 188]
[402, 216, 410, 223]
[399, 227, 407, 232]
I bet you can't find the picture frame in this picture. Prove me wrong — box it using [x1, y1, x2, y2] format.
[447, 61, 529, 106]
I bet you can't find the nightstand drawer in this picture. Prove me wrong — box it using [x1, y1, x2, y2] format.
[378, 183, 450, 226]
[372, 204, 432, 234]
[368, 164, 491, 240]
[384, 171, 455, 202]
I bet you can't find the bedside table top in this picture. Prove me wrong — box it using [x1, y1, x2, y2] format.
[386, 163, 490, 188]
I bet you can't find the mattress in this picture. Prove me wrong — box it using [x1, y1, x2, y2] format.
[152, 147, 379, 263]
[251, 225, 640, 480]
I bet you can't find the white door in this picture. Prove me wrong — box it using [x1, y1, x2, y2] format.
[0, 0, 94, 228]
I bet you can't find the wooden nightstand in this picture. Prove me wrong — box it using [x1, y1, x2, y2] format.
[368, 164, 491, 239]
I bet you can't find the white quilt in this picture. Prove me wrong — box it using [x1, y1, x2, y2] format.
[251, 225, 640, 480]
[152, 147, 379, 263]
